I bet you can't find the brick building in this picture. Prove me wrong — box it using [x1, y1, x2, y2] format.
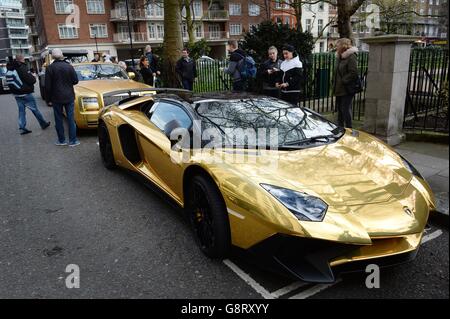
[26, 0, 269, 68]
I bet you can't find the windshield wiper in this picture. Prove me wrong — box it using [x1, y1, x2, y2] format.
[283, 130, 344, 147]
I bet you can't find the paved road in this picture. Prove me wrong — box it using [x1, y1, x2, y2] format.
[0, 91, 448, 299]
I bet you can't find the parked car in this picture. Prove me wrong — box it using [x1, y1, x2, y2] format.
[98, 91, 436, 283]
[0, 63, 10, 94]
[72, 62, 155, 129]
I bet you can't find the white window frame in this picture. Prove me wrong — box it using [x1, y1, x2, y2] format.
[58, 23, 79, 39]
[229, 3, 241, 16]
[86, 0, 105, 14]
[229, 23, 242, 36]
[89, 23, 108, 38]
[54, 0, 74, 14]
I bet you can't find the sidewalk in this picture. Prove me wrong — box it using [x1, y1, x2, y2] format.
[394, 141, 449, 224]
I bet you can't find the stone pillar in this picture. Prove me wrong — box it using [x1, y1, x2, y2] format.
[362, 35, 418, 146]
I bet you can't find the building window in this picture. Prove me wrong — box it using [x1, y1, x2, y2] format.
[86, 0, 105, 14]
[54, 0, 74, 14]
[148, 23, 164, 39]
[195, 24, 203, 38]
[248, 3, 260, 16]
[229, 3, 241, 16]
[147, 2, 164, 17]
[229, 23, 242, 36]
[58, 24, 79, 39]
[89, 23, 107, 38]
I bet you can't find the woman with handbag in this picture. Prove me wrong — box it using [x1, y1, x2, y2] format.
[333, 38, 360, 129]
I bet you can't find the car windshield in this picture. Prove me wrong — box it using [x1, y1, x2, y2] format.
[195, 98, 343, 149]
[74, 64, 128, 81]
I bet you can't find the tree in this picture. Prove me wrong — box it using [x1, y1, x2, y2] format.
[241, 20, 314, 64]
[335, 0, 366, 39]
[163, 0, 183, 88]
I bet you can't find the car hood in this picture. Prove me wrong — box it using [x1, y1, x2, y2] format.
[221, 131, 412, 208]
[75, 79, 151, 95]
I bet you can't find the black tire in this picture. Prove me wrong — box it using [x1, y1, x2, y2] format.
[98, 122, 116, 170]
[187, 175, 231, 259]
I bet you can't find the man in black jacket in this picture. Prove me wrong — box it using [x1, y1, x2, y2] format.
[224, 40, 247, 92]
[6, 55, 50, 135]
[258, 46, 282, 98]
[45, 48, 80, 147]
[175, 48, 197, 91]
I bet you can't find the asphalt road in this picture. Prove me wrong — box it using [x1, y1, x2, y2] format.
[0, 90, 448, 299]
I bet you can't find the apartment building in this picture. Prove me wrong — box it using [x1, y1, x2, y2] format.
[26, 0, 268, 66]
[346, 0, 448, 49]
[0, 0, 31, 60]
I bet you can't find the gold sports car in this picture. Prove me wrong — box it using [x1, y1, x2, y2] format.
[73, 63, 154, 129]
[98, 91, 436, 283]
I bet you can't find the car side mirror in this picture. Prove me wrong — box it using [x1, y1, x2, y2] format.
[128, 72, 136, 80]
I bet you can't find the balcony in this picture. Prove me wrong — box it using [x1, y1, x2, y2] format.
[113, 32, 149, 43]
[110, 8, 148, 21]
[202, 10, 229, 21]
[5, 11, 25, 19]
[10, 44, 32, 50]
[9, 32, 29, 39]
[204, 31, 229, 41]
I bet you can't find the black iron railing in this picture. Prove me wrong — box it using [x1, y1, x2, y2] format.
[194, 52, 369, 121]
[404, 47, 449, 133]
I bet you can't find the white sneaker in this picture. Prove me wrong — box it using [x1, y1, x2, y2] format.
[55, 141, 68, 146]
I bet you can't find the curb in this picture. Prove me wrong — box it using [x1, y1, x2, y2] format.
[430, 192, 449, 228]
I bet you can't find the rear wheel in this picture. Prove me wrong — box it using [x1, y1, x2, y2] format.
[98, 122, 116, 170]
[187, 175, 231, 259]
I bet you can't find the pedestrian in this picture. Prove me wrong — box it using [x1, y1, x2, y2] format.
[176, 48, 197, 91]
[91, 53, 101, 63]
[333, 38, 359, 129]
[275, 45, 304, 105]
[139, 56, 155, 86]
[110, 56, 117, 64]
[223, 40, 248, 92]
[6, 55, 50, 135]
[45, 48, 80, 147]
[258, 46, 282, 98]
[103, 55, 112, 63]
[145, 45, 161, 79]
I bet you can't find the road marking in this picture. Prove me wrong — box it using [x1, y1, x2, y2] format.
[421, 229, 443, 244]
[270, 281, 309, 298]
[225, 228, 444, 299]
[223, 259, 274, 299]
[289, 279, 342, 299]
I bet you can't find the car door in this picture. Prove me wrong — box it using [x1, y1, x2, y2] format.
[137, 100, 193, 202]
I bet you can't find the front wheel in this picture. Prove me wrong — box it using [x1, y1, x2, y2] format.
[98, 122, 116, 170]
[187, 175, 231, 259]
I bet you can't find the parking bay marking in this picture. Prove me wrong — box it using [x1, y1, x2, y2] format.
[224, 229, 444, 299]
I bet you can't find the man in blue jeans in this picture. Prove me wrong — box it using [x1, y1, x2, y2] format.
[6, 55, 50, 135]
[45, 48, 80, 147]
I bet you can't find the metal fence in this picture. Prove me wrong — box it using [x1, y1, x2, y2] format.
[194, 52, 369, 121]
[404, 48, 449, 133]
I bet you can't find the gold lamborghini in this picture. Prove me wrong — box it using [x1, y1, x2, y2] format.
[98, 91, 436, 283]
[72, 63, 154, 129]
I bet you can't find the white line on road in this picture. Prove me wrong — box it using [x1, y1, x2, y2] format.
[223, 259, 274, 299]
[270, 281, 309, 298]
[421, 229, 443, 244]
[289, 279, 342, 300]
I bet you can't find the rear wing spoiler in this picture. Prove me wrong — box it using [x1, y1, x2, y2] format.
[103, 88, 194, 108]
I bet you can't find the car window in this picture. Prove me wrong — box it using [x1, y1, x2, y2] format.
[150, 102, 192, 131]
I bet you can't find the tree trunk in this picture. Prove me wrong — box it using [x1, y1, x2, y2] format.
[183, 0, 196, 46]
[337, 0, 353, 39]
[163, 0, 183, 88]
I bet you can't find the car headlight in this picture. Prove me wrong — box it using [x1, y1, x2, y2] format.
[81, 97, 99, 109]
[261, 184, 328, 222]
[399, 154, 424, 180]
